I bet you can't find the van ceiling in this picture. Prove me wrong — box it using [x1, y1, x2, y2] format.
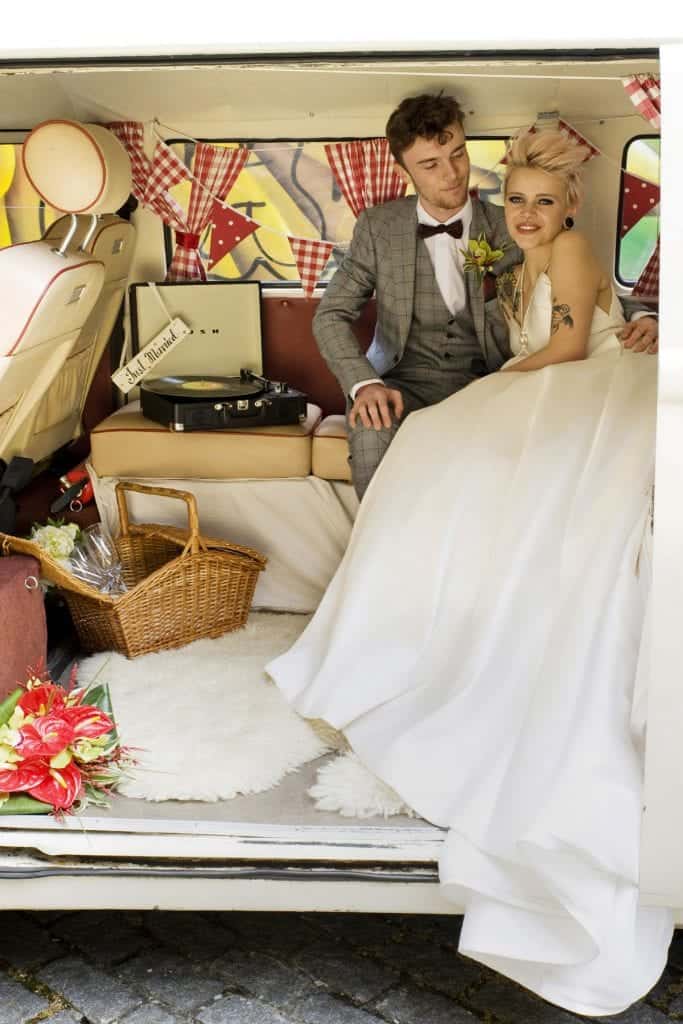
[0, 56, 659, 137]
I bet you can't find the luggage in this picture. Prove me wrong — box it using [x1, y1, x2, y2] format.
[0, 554, 46, 699]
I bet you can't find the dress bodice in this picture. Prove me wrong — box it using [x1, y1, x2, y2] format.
[508, 271, 625, 360]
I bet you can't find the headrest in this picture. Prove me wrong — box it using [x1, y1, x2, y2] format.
[22, 120, 132, 215]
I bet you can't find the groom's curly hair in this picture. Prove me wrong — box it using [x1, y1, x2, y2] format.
[386, 92, 466, 166]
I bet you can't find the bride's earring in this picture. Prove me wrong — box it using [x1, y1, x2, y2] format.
[564, 216, 574, 230]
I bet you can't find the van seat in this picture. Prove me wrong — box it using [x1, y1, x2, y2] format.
[90, 401, 323, 480]
[0, 243, 104, 465]
[25, 214, 136, 462]
[16, 119, 133, 464]
[312, 415, 352, 482]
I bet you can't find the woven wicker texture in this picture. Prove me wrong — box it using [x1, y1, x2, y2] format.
[1, 482, 267, 658]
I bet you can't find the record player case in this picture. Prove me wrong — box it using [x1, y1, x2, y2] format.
[129, 280, 265, 379]
[129, 281, 309, 431]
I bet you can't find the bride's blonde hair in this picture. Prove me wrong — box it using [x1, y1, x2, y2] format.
[504, 128, 589, 207]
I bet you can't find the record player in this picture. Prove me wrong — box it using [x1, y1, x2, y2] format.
[140, 370, 308, 431]
[129, 281, 309, 431]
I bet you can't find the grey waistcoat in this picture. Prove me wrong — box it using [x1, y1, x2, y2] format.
[391, 239, 488, 403]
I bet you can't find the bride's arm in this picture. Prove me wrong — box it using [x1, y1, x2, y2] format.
[500, 231, 602, 372]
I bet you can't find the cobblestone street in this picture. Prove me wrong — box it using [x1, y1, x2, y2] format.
[0, 911, 681, 1024]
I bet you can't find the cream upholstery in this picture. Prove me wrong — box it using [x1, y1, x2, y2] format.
[24, 214, 136, 461]
[16, 121, 135, 462]
[0, 243, 104, 462]
[312, 414, 352, 481]
[22, 121, 132, 215]
[90, 401, 323, 479]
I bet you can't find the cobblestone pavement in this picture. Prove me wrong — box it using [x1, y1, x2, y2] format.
[0, 911, 681, 1024]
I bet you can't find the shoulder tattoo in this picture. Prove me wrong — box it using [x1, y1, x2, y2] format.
[551, 300, 574, 334]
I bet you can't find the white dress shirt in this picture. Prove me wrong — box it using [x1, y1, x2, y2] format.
[350, 197, 473, 400]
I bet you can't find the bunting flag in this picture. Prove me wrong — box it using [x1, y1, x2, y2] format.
[620, 172, 660, 236]
[208, 203, 258, 269]
[144, 141, 192, 206]
[288, 237, 335, 297]
[556, 120, 601, 160]
[622, 75, 661, 131]
[501, 119, 600, 164]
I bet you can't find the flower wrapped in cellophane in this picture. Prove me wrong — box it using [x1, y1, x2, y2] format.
[0, 668, 133, 815]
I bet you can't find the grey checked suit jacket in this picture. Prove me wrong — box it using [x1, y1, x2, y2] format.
[313, 195, 522, 398]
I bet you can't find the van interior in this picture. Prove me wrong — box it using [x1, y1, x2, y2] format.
[0, 47, 669, 913]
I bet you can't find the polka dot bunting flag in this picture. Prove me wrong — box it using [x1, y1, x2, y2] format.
[208, 202, 258, 269]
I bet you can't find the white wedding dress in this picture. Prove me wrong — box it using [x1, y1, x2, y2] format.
[267, 273, 673, 1016]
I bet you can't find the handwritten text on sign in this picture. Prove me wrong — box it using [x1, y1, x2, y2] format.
[111, 317, 191, 394]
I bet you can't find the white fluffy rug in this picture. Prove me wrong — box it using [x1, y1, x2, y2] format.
[77, 612, 414, 817]
[77, 613, 332, 801]
[310, 752, 415, 819]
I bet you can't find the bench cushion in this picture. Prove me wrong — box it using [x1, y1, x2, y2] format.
[312, 415, 351, 482]
[91, 400, 322, 479]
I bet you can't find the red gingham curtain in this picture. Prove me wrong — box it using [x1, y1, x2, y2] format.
[167, 144, 249, 282]
[106, 122, 149, 202]
[623, 76, 661, 300]
[325, 138, 406, 218]
[632, 242, 659, 302]
[105, 124, 190, 241]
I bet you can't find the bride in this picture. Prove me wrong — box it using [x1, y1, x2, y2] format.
[266, 128, 673, 1016]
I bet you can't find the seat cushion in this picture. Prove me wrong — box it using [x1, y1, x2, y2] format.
[90, 400, 322, 479]
[312, 414, 351, 482]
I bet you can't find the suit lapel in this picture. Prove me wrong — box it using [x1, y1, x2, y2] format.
[389, 199, 418, 349]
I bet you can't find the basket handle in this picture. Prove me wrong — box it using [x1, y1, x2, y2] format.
[115, 481, 203, 555]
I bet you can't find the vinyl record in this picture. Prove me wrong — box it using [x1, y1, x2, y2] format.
[141, 375, 263, 399]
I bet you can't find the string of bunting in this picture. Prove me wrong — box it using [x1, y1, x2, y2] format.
[107, 115, 660, 294]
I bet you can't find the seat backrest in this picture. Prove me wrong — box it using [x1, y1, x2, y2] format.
[6, 119, 133, 465]
[30, 212, 136, 457]
[0, 240, 104, 465]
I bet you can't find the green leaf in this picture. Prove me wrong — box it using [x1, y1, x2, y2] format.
[0, 794, 52, 815]
[0, 688, 23, 728]
[81, 681, 119, 751]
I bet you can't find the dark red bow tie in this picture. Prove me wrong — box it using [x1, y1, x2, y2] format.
[417, 220, 464, 240]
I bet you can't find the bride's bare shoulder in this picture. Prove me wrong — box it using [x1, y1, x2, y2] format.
[549, 230, 596, 263]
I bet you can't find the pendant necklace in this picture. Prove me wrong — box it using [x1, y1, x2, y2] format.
[514, 261, 532, 357]
[513, 260, 548, 358]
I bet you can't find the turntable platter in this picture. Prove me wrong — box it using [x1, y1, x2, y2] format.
[141, 375, 263, 400]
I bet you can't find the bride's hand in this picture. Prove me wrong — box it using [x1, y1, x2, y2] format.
[619, 316, 658, 354]
[349, 383, 404, 430]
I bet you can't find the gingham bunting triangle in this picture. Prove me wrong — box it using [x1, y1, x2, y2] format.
[208, 204, 258, 268]
[144, 141, 192, 206]
[622, 75, 661, 130]
[288, 238, 334, 297]
[501, 119, 600, 164]
[620, 173, 660, 236]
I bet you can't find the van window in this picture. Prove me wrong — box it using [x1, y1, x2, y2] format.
[616, 135, 660, 287]
[0, 141, 59, 246]
[165, 138, 508, 287]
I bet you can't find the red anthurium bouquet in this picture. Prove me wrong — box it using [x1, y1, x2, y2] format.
[0, 669, 132, 815]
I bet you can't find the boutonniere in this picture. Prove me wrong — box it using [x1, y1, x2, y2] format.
[460, 233, 509, 286]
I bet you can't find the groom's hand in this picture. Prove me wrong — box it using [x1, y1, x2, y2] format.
[620, 316, 658, 354]
[349, 383, 404, 430]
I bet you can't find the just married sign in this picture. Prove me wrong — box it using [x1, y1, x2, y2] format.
[112, 317, 191, 394]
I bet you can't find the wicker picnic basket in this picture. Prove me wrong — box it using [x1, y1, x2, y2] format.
[0, 482, 267, 658]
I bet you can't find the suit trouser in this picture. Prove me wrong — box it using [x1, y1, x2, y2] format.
[346, 374, 474, 500]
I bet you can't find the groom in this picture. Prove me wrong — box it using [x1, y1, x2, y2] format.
[313, 92, 658, 498]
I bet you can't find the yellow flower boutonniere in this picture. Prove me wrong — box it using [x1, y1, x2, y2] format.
[460, 233, 509, 284]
